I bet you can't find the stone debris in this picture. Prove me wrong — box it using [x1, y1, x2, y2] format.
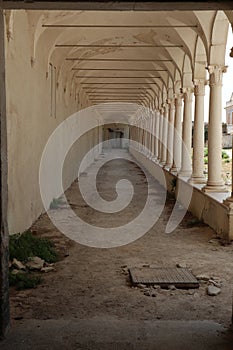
[153, 285, 161, 290]
[41, 266, 55, 273]
[120, 264, 127, 269]
[12, 258, 26, 270]
[26, 256, 45, 271]
[121, 267, 128, 275]
[209, 279, 222, 288]
[208, 238, 220, 245]
[143, 290, 151, 296]
[207, 285, 221, 296]
[44, 262, 54, 267]
[168, 285, 176, 290]
[188, 290, 195, 295]
[176, 263, 187, 268]
[11, 269, 26, 275]
[196, 274, 210, 282]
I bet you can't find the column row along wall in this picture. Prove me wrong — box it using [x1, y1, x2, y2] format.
[130, 65, 229, 194]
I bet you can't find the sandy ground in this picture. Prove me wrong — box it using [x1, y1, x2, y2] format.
[5, 150, 233, 348]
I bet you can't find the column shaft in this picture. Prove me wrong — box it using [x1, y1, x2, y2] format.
[158, 108, 164, 161]
[203, 65, 227, 192]
[189, 81, 206, 183]
[171, 95, 183, 173]
[179, 88, 193, 177]
[165, 100, 175, 169]
[154, 110, 160, 160]
[161, 104, 169, 165]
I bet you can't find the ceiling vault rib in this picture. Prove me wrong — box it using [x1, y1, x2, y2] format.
[82, 87, 154, 90]
[87, 95, 150, 97]
[76, 76, 161, 78]
[57, 44, 183, 48]
[87, 93, 149, 95]
[72, 68, 167, 71]
[43, 25, 198, 28]
[66, 58, 172, 62]
[79, 82, 159, 85]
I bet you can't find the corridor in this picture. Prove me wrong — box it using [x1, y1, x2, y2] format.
[2, 0, 233, 344]
[2, 149, 233, 349]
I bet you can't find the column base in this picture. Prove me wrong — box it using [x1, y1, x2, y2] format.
[160, 160, 166, 166]
[151, 156, 158, 163]
[170, 166, 180, 175]
[148, 154, 154, 160]
[178, 170, 192, 178]
[163, 164, 171, 171]
[188, 175, 206, 184]
[164, 164, 172, 171]
[202, 183, 228, 193]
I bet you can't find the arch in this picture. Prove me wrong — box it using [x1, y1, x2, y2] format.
[194, 35, 207, 80]
[209, 11, 229, 65]
[182, 54, 193, 87]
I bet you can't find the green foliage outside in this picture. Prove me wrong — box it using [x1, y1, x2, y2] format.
[204, 148, 230, 164]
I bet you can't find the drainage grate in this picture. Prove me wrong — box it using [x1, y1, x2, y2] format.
[129, 267, 199, 289]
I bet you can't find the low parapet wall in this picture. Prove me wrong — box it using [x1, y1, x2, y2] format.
[130, 147, 232, 241]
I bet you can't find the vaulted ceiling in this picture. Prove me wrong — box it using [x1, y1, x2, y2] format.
[4, 8, 232, 110]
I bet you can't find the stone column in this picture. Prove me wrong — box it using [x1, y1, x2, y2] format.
[203, 65, 227, 192]
[153, 110, 160, 161]
[145, 116, 148, 155]
[140, 118, 144, 153]
[146, 114, 150, 156]
[165, 99, 175, 169]
[179, 88, 193, 177]
[157, 108, 164, 162]
[152, 111, 156, 158]
[150, 111, 155, 158]
[139, 118, 143, 152]
[148, 112, 153, 158]
[137, 121, 140, 151]
[171, 94, 183, 173]
[189, 80, 206, 183]
[161, 104, 169, 165]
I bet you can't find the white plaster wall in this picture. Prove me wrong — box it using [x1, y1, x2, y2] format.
[5, 11, 102, 234]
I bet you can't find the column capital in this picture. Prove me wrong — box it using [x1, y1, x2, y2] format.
[160, 107, 164, 115]
[167, 98, 175, 111]
[174, 93, 183, 106]
[162, 103, 169, 115]
[194, 79, 206, 96]
[181, 87, 193, 102]
[207, 65, 228, 87]
[167, 98, 174, 104]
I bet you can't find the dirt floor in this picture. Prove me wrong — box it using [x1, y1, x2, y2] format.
[5, 150, 233, 348]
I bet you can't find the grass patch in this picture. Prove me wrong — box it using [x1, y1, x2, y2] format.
[9, 231, 58, 263]
[9, 272, 41, 290]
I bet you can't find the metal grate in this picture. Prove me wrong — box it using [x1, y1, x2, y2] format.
[129, 267, 199, 289]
